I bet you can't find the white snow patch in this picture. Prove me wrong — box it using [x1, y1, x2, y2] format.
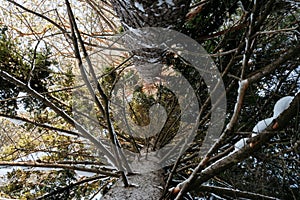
[157, 0, 163, 6]
[273, 96, 294, 118]
[252, 95, 294, 134]
[134, 2, 145, 12]
[252, 117, 274, 133]
[9, 118, 26, 126]
[76, 170, 97, 178]
[234, 80, 248, 113]
[14, 151, 48, 162]
[226, 79, 248, 130]
[234, 138, 249, 151]
[90, 192, 102, 200]
[166, 0, 175, 6]
[103, 155, 117, 170]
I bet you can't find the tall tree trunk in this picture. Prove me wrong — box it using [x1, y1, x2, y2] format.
[111, 0, 191, 29]
[102, 1, 192, 199]
[102, 160, 165, 200]
[111, 0, 191, 82]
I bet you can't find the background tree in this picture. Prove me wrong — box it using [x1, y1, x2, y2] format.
[0, 0, 299, 199]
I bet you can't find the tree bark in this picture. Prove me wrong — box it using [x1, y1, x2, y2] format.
[110, 0, 191, 29]
[102, 2, 191, 198]
[102, 159, 165, 200]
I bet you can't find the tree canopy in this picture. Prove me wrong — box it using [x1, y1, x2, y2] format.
[0, 0, 299, 199]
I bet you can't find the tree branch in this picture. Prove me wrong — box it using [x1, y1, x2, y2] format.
[0, 70, 117, 166]
[65, 0, 131, 186]
[247, 42, 300, 83]
[199, 185, 279, 200]
[6, 0, 70, 39]
[174, 92, 300, 199]
[36, 174, 108, 200]
[0, 161, 119, 177]
[0, 113, 80, 137]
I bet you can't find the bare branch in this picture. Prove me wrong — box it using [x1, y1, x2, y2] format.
[36, 174, 109, 200]
[0, 70, 117, 166]
[199, 185, 279, 200]
[65, 0, 131, 186]
[6, 0, 70, 39]
[0, 113, 80, 137]
[0, 161, 118, 177]
[247, 43, 300, 83]
[254, 27, 299, 36]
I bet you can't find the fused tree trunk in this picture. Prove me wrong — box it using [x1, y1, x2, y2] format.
[102, 1, 191, 199]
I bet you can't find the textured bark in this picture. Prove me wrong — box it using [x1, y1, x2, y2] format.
[111, 0, 191, 83]
[111, 0, 191, 29]
[102, 159, 165, 200]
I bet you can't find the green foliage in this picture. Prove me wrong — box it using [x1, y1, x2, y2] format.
[0, 0, 299, 199]
[0, 119, 102, 199]
[183, 0, 243, 43]
[0, 27, 56, 114]
[100, 66, 117, 98]
[1, 168, 104, 199]
[1, 169, 76, 199]
[125, 83, 181, 150]
[153, 85, 181, 150]
[128, 85, 155, 127]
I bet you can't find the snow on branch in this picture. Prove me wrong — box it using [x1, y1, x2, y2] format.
[174, 92, 299, 199]
[171, 79, 249, 199]
[226, 79, 249, 130]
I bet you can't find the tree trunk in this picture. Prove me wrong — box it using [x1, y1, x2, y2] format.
[110, 0, 191, 29]
[102, 159, 165, 200]
[102, 1, 192, 199]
